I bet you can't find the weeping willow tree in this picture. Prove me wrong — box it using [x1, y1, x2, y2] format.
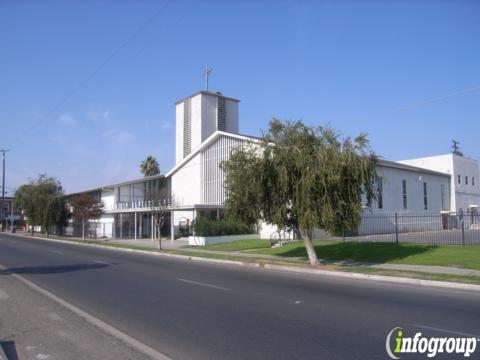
[222, 119, 377, 265]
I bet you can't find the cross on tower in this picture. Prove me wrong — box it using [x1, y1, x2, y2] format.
[203, 64, 213, 91]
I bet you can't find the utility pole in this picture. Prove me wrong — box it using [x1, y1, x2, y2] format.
[0, 149, 9, 232]
[452, 140, 463, 157]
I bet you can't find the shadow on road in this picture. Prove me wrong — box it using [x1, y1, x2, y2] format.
[0, 262, 115, 276]
[1, 340, 19, 360]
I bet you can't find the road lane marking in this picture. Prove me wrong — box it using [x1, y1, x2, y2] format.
[51, 250, 63, 255]
[177, 278, 230, 291]
[413, 324, 480, 338]
[0, 262, 172, 360]
[92, 260, 109, 265]
[0, 288, 9, 299]
[34, 353, 50, 359]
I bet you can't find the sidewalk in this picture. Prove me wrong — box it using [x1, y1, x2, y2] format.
[0, 267, 150, 360]
[97, 237, 189, 250]
[171, 247, 480, 277]
[10, 232, 480, 279]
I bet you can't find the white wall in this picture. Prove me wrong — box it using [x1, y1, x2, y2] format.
[400, 154, 480, 212]
[172, 210, 194, 236]
[170, 152, 202, 206]
[189, 234, 259, 246]
[96, 215, 114, 238]
[101, 191, 115, 211]
[452, 155, 480, 212]
[225, 98, 239, 134]
[369, 164, 451, 213]
[175, 102, 184, 164]
[201, 93, 218, 142]
[190, 94, 203, 152]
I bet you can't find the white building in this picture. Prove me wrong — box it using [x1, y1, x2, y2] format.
[66, 88, 478, 241]
[399, 154, 480, 214]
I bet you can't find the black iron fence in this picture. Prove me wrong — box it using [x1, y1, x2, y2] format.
[350, 212, 480, 245]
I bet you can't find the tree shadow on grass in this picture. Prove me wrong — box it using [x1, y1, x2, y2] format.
[0, 262, 116, 275]
[274, 241, 437, 264]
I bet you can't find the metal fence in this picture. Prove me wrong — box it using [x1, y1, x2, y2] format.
[350, 212, 480, 245]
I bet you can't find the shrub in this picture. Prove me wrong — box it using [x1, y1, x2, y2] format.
[193, 217, 253, 237]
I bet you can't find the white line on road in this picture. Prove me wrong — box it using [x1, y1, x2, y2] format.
[177, 278, 230, 291]
[92, 260, 109, 265]
[413, 324, 480, 338]
[0, 262, 172, 360]
[51, 250, 63, 255]
[0, 288, 9, 299]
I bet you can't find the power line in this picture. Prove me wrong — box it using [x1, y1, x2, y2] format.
[387, 85, 480, 115]
[14, 0, 174, 145]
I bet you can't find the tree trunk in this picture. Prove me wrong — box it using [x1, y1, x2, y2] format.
[302, 229, 319, 265]
[31, 225, 34, 236]
[82, 220, 85, 241]
[156, 224, 161, 250]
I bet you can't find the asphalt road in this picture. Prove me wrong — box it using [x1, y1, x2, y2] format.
[0, 233, 479, 360]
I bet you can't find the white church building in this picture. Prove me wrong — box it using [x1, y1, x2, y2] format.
[66, 88, 480, 241]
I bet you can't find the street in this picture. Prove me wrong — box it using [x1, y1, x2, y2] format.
[1, 233, 479, 360]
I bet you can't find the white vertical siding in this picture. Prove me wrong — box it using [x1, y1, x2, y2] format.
[201, 135, 244, 205]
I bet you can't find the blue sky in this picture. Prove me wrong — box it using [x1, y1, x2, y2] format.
[0, 0, 479, 193]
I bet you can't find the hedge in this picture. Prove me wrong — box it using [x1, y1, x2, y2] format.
[193, 217, 253, 237]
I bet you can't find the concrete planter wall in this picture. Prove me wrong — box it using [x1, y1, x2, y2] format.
[188, 234, 259, 246]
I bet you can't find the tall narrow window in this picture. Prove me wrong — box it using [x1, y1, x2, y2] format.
[376, 176, 383, 209]
[402, 179, 407, 210]
[423, 182, 428, 210]
[441, 184, 446, 210]
[465, 176, 469, 185]
[473, 177, 476, 186]
[458, 175, 461, 184]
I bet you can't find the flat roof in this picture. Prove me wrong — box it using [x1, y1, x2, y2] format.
[378, 159, 450, 177]
[67, 174, 166, 196]
[175, 90, 240, 105]
[400, 153, 478, 164]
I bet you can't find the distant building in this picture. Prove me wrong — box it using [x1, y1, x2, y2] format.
[399, 154, 480, 214]
[1, 196, 22, 228]
[66, 88, 477, 240]
[369, 160, 451, 213]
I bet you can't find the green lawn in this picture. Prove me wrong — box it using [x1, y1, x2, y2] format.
[249, 240, 480, 270]
[203, 239, 271, 251]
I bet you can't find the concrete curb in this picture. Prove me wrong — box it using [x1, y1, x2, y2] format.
[262, 264, 480, 292]
[7, 233, 480, 293]
[8, 233, 261, 267]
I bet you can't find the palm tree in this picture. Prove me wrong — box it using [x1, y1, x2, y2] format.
[140, 156, 160, 177]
